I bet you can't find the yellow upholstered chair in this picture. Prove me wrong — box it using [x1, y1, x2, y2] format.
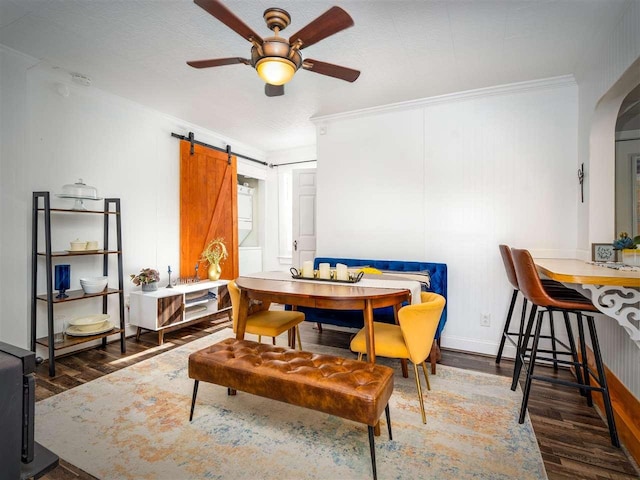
[350, 292, 446, 423]
[228, 280, 304, 350]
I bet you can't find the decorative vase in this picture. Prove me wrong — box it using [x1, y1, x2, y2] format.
[621, 249, 640, 266]
[142, 282, 158, 292]
[54, 264, 71, 298]
[208, 262, 221, 281]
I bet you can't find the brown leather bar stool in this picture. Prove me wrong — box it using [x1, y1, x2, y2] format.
[510, 248, 619, 447]
[496, 244, 582, 368]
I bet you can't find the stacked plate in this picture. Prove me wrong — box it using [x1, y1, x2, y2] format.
[66, 314, 115, 336]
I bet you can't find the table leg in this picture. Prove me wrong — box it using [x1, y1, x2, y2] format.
[236, 289, 249, 340]
[289, 305, 297, 348]
[364, 299, 376, 364]
[363, 299, 381, 436]
[394, 303, 409, 378]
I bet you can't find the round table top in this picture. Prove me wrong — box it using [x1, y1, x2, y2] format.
[234, 276, 411, 303]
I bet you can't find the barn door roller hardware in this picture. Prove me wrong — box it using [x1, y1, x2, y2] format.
[171, 131, 270, 167]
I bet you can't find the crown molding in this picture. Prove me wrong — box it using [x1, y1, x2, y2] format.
[311, 75, 577, 124]
[0, 43, 40, 67]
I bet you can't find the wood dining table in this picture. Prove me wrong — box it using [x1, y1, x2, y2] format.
[233, 276, 412, 363]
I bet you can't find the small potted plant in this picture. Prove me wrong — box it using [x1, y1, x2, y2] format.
[200, 238, 228, 281]
[613, 232, 640, 266]
[130, 268, 160, 292]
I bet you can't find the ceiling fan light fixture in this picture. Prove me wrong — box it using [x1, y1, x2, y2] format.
[255, 57, 296, 85]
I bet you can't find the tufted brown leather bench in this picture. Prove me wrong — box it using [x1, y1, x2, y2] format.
[188, 338, 394, 480]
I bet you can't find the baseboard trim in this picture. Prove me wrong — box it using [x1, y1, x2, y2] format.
[440, 335, 516, 359]
[583, 346, 640, 465]
[440, 335, 517, 358]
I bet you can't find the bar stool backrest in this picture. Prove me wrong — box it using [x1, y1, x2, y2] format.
[499, 244, 519, 290]
[511, 248, 553, 307]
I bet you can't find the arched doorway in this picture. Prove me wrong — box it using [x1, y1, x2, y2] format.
[615, 84, 640, 238]
[588, 57, 640, 243]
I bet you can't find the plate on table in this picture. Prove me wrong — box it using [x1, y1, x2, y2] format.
[66, 321, 115, 337]
[68, 313, 110, 327]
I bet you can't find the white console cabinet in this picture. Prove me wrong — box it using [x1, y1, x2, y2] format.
[129, 280, 231, 345]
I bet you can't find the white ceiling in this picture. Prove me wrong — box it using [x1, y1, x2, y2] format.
[0, 0, 628, 153]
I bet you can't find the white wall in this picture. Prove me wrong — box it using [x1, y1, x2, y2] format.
[0, 47, 265, 349]
[573, 0, 640, 398]
[0, 47, 38, 346]
[315, 78, 578, 355]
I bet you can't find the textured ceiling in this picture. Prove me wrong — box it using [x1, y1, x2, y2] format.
[0, 0, 628, 152]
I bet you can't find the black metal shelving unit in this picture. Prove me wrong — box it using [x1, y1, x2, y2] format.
[30, 192, 125, 376]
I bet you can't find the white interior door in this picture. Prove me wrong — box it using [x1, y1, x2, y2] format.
[292, 169, 317, 269]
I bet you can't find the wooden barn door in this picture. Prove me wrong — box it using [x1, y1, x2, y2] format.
[180, 140, 238, 280]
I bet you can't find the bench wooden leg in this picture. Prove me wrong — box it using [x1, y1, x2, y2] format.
[368, 425, 378, 480]
[316, 322, 323, 333]
[189, 380, 199, 421]
[135, 326, 142, 341]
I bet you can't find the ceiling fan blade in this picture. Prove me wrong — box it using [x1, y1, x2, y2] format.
[265, 84, 284, 97]
[187, 57, 250, 69]
[194, 0, 263, 43]
[303, 59, 360, 82]
[289, 6, 354, 49]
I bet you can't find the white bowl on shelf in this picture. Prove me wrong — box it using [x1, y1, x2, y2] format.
[80, 276, 108, 294]
[69, 239, 87, 251]
[68, 314, 110, 332]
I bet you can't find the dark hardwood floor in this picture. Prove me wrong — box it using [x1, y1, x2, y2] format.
[35, 318, 639, 480]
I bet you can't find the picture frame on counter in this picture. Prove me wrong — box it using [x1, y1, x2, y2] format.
[591, 243, 616, 262]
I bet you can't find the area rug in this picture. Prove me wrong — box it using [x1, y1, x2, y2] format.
[35, 329, 547, 479]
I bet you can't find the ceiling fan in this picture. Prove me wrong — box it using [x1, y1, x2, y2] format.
[187, 0, 360, 97]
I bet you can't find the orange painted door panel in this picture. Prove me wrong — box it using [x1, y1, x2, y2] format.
[180, 140, 238, 280]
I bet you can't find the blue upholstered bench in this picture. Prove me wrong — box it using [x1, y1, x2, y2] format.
[288, 257, 448, 372]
